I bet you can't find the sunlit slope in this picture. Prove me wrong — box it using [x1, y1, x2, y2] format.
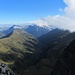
[0, 29, 41, 65]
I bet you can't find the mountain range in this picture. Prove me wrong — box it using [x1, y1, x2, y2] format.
[21, 29, 75, 75]
[0, 24, 75, 75]
[0, 24, 53, 38]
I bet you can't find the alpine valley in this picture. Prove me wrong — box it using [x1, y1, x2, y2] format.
[0, 24, 75, 75]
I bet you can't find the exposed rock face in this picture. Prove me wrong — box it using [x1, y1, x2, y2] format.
[0, 63, 16, 75]
[51, 39, 75, 75]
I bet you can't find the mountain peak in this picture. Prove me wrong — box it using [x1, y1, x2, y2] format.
[0, 24, 55, 38]
[11, 25, 22, 29]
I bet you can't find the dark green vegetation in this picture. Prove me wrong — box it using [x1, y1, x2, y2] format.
[51, 39, 75, 75]
[22, 29, 75, 75]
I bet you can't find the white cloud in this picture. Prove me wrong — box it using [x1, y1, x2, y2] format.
[63, 0, 75, 18]
[33, 15, 75, 32]
[32, 0, 75, 32]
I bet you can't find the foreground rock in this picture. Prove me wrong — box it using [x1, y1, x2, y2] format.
[0, 63, 16, 75]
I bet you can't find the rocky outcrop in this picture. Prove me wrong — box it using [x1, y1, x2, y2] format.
[0, 63, 16, 75]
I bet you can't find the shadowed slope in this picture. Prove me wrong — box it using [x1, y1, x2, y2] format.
[51, 39, 75, 75]
[23, 29, 75, 75]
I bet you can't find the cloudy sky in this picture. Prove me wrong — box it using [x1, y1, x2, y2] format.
[0, 0, 75, 31]
[33, 0, 75, 31]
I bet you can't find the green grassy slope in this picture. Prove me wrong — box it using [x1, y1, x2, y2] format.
[0, 29, 42, 67]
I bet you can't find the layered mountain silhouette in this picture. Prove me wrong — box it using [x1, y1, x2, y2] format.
[23, 24, 51, 38]
[0, 25, 75, 75]
[0, 24, 52, 38]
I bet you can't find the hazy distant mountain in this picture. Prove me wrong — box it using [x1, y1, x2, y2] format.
[2, 25, 22, 35]
[23, 24, 53, 38]
[0, 26, 9, 38]
[0, 32, 5, 38]
[0, 26, 9, 31]
[0, 24, 53, 38]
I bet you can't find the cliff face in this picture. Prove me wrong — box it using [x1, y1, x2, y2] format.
[51, 39, 75, 75]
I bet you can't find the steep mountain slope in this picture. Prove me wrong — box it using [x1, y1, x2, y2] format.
[51, 39, 75, 75]
[0, 29, 42, 68]
[38, 29, 70, 46]
[22, 29, 75, 75]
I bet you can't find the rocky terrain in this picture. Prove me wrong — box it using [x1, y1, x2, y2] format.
[0, 63, 16, 75]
